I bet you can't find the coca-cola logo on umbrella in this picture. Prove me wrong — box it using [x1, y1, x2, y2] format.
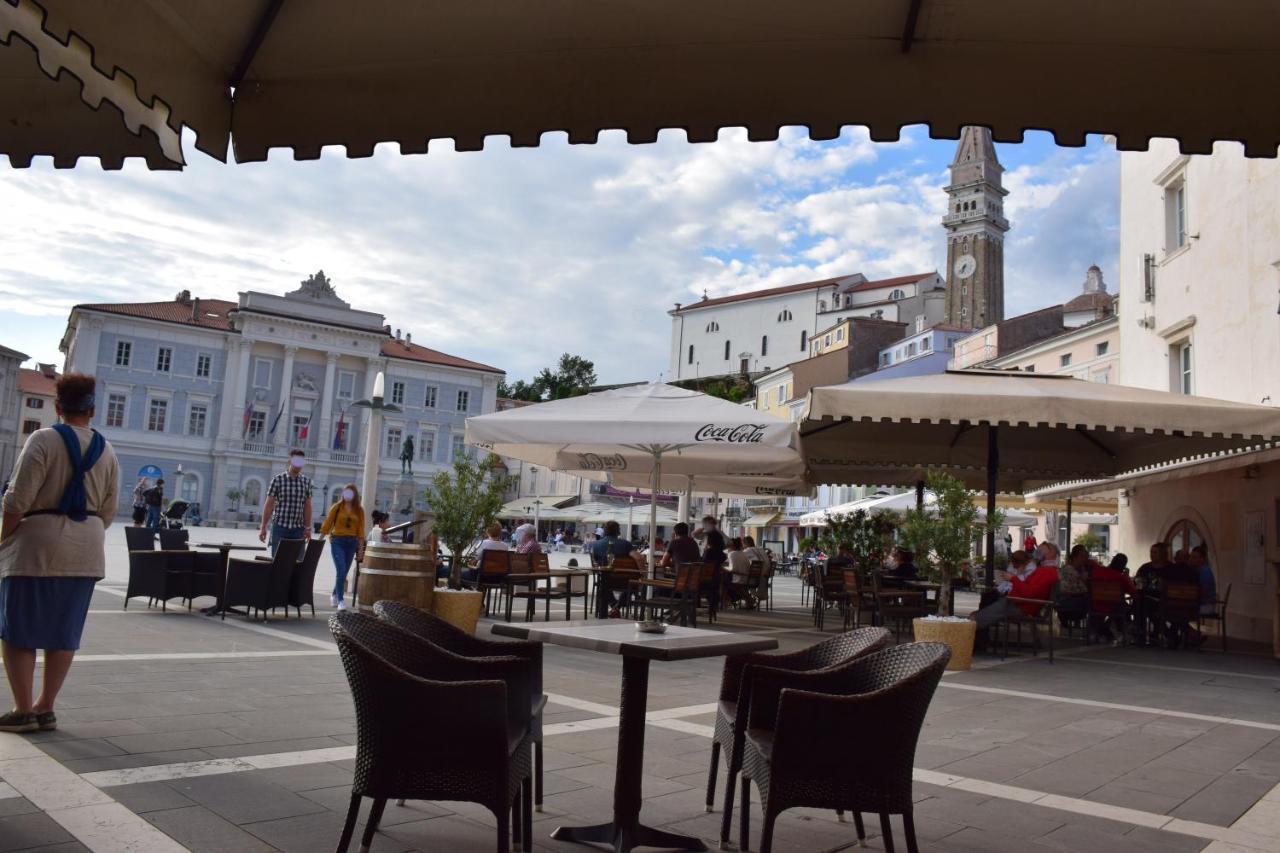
[694, 424, 767, 444]
[576, 452, 628, 471]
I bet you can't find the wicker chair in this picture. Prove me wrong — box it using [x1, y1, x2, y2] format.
[870, 572, 928, 641]
[287, 538, 326, 618]
[739, 642, 952, 853]
[330, 611, 534, 853]
[372, 600, 549, 813]
[707, 627, 892, 848]
[123, 550, 193, 610]
[222, 538, 304, 620]
[124, 527, 156, 551]
[157, 528, 189, 550]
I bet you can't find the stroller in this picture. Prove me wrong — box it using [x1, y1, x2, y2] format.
[160, 500, 189, 530]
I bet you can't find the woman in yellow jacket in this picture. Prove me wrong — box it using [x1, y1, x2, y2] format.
[319, 483, 364, 610]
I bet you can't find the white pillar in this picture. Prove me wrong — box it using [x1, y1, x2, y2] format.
[216, 338, 247, 445]
[359, 358, 383, 458]
[360, 373, 385, 532]
[318, 352, 338, 456]
[277, 345, 297, 450]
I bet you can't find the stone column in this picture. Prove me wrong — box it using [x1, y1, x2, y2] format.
[277, 345, 297, 449]
[318, 352, 338, 457]
[359, 357, 384, 458]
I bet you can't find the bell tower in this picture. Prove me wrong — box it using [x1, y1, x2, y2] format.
[943, 127, 1009, 328]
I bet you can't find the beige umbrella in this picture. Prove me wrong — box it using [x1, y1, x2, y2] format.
[801, 371, 1280, 582]
[4, 1, 1280, 169]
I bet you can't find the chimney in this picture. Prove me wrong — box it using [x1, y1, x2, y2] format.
[191, 297, 200, 322]
[405, 332, 412, 347]
[395, 328, 402, 341]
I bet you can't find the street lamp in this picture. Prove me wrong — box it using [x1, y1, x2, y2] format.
[529, 465, 541, 540]
[351, 371, 402, 529]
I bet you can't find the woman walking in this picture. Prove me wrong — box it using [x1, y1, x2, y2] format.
[319, 483, 364, 611]
[0, 373, 120, 733]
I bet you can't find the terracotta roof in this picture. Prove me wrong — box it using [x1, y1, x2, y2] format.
[75, 298, 237, 330]
[381, 338, 503, 374]
[1063, 291, 1115, 313]
[18, 367, 58, 397]
[674, 271, 937, 313]
[839, 272, 938, 294]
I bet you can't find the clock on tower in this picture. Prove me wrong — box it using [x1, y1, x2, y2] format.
[943, 127, 1009, 329]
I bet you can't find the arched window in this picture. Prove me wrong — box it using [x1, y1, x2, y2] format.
[777, 309, 793, 322]
[760, 335, 768, 357]
[688, 345, 694, 365]
[705, 321, 720, 333]
[724, 340, 731, 360]
[889, 289, 906, 300]
[179, 472, 201, 507]
[799, 330, 807, 351]
[1165, 518, 1206, 557]
[818, 300, 827, 312]
[242, 478, 263, 508]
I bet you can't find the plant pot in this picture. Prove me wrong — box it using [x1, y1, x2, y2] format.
[431, 589, 484, 634]
[912, 617, 976, 671]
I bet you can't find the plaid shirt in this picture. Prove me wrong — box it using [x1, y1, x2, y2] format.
[267, 471, 313, 529]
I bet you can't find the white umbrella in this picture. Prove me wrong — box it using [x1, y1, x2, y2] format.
[801, 490, 1036, 527]
[466, 382, 800, 574]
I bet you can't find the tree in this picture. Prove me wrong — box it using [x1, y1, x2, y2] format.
[819, 509, 895, 573]
[225, 488, 244, 512]
[499, 354, 597, 402]
[1072, 529, 1103, 556]
[899, 473, 1001, 616]
[424, 452, 512, 588]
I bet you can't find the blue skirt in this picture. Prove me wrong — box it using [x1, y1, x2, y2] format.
[0, 576, 97, 651]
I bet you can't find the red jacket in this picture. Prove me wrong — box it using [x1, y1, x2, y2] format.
[1090, 564, 1137, 596]
[1009, 566, 1059, 616]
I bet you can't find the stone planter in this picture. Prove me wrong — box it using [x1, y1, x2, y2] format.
[912, 617, 976, 671]
[431, 589, 484, 634]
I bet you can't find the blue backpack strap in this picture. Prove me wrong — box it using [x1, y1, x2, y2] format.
[52, 424, 105, 522]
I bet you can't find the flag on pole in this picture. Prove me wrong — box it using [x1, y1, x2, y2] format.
[269, 401, 286, 436]
[298, 410, 314, 442]
[333, 410, 347, 450]
[241, 401, 254, 438]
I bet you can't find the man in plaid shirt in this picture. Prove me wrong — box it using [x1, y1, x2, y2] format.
[258, 448, 314, 555]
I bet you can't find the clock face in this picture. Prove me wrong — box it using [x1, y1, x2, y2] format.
[953, 254, 977, 279]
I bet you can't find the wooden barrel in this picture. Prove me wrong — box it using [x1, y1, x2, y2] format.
[356, 542, 436, 614]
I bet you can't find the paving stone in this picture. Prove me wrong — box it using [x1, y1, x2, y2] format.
[34, 738, 128, 762]
[143, 805, 275, 853]
[108, 780, 196, 813]
[254, 762, 356, 793]
[0, 812, 75, 852]
[104, 729, 245, 754]
[0, 797, 39, 818]
[165, 774, 330, 825]
[1168, 771, 1277, 825]
[245, 809, 417, 853]
[61, 747, 217, 774]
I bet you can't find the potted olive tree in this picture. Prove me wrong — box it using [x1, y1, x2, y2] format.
[901, 472, 1000, 669]
[423, 452, 511, 632]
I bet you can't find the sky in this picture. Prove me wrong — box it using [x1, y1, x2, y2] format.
[0, 127, 1118, 384]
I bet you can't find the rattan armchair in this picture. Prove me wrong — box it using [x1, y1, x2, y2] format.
[222, 538, 304, 620]
[123, 550, 193, 610]
[287, 538, 326, 618]
[739, 642, 951, 853]
[707, 627, 892, 848]
[330, 611, 534, 853]
[372, 600, 549, 813]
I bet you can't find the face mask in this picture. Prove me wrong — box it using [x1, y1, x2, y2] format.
[290, 456, 305, 469]
[342, 489, 355, 501]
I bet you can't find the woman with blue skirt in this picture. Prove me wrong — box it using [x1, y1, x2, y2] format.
[0, 373, 120, 733]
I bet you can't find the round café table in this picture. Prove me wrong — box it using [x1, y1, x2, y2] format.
[492, 620, 776, 852]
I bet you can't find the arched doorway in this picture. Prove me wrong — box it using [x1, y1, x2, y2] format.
[1164, 518, 1205, 558]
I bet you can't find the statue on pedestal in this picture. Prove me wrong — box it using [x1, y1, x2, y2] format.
[400, 435, 415, 475]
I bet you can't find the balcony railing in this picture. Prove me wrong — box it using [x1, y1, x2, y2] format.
[240, 439, 277, 456]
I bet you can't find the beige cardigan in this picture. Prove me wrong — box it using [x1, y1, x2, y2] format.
[0, 426, 120, 579]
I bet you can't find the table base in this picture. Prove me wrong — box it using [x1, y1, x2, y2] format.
[551, 822, 706, 852]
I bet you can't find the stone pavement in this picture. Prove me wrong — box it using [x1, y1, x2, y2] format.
[1, 527, 1278, 852]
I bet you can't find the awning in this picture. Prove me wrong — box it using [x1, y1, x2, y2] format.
[1028, 445, 1280, 502]
[743, 512, 781, 528]
[801, 372, 1280, 492]
[496, 495, 579, 520]
[5, 1, 1280, 169]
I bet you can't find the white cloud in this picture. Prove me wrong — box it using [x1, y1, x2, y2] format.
[0, 131, 1117, 382]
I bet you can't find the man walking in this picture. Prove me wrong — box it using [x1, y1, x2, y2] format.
[143, 478, 164, 529]
[258, 449, 313, 555]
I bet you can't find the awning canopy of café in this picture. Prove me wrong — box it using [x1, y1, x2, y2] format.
[801, 372, 1280, 493]
[798, 489, 1037, 527]
[1027, 444, 1280, 503]
[5, 0, 1280, 170]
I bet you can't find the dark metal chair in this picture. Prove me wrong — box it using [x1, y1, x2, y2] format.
[998, 582, 1059, 662]
[287, 538, 326, 618]
[707, 626, 892, 848]
[472, 548, 512, 615]
[1086, 576, 1130, 644]
[187, 550, 225, 606]
[222, 539, 304, 620]
[870, 572, 928, 641]
[1197, 582, 1231, 652]
[1158, 580, 1201, 649]
[373, 599, 549, 813]
[739, 642, 952, 853]
[124, 527, 156, 551]
[157, 528, 188, 550]
[123, 550, 192, 610]
[330, 611, 533, 853]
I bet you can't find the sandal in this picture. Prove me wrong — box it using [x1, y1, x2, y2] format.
[0, 710, 37, 733]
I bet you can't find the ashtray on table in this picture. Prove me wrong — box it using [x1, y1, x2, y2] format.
[636, 621, 668, 634]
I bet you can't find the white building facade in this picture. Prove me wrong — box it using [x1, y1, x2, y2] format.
[1116, 139, 1280, 650]
[59, 273, 503, 525]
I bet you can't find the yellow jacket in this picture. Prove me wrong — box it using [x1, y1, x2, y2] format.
[320, 502, 364, 538]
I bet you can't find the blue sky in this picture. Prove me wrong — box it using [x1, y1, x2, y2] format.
[0, 126, 1117, 383]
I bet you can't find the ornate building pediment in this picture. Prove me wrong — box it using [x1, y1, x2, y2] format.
[286, 270, 350, 308]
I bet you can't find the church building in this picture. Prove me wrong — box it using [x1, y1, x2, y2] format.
[943, 126, 1009, 329]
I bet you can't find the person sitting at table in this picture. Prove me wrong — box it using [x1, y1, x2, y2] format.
[883, 547, 919, 587]
[1190, 545, 1216, 616]
[742, 535, 770, 568]
[660, 523, 700, 570]
[1088, 553, 1137, 645]
[516, 527, 542, 555]
[1058, 545, 1097, 631]
[968, 550, 1058, 631]
[365, 510, 391, 544]
[722, 537, 752, 607]
[591, 521, 636, 617]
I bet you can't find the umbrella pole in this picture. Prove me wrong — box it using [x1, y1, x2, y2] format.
[649, 452, 661, 578]
[1066, 498, 1073, 552]
[915, 479, 925, 512]
[985, 425, 999, 588]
